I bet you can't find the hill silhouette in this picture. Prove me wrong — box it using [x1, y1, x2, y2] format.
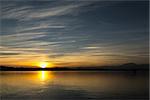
[0, 63, 149, 71]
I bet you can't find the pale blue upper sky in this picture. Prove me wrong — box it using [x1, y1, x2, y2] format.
[0, 1, 149, 66]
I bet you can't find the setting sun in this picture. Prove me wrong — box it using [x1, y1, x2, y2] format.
[39, 62, 48, 68]
[38, 62, 54, 68]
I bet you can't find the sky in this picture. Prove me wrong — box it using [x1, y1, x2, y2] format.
[0, 0, 149, 67]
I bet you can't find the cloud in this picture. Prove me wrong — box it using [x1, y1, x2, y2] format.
[0, 52, 20, 55]
[1, 32, 47, 43]
[2, 6, 32, 20]
[82, 46, 101, 50]
[26, 4, 80, 19]
[20, 25, 65, 32]
[2, 2, 90, 21]
[1, 1, 149, 66]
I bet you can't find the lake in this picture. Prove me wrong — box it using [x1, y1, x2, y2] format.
[0, 71, 149, 100]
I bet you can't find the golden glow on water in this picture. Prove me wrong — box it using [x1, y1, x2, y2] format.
[41, 71, 47, 81]
[1, 71, 148, 98]
[38, 71, 53, 82]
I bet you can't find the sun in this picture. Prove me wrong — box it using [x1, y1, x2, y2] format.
[39, 62, 48, 68]
[38, 62, 54, 68]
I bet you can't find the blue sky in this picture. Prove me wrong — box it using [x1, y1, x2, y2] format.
[0, 1, 149, 67]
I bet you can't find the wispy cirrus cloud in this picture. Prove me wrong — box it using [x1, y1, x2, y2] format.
[2, 1, 90, 21]
[1, 32, 47, 43]
[1, 1, 149, 66]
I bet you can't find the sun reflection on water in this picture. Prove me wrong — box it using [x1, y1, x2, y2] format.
[38, 71, 53, 82]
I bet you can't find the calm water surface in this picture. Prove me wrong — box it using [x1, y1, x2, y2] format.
[0, 71, 149, 100]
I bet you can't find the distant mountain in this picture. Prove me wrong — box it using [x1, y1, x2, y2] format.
[121, 63, 137, 67]
[0, 63, 149, 71]
[119, 63, 149, 70]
